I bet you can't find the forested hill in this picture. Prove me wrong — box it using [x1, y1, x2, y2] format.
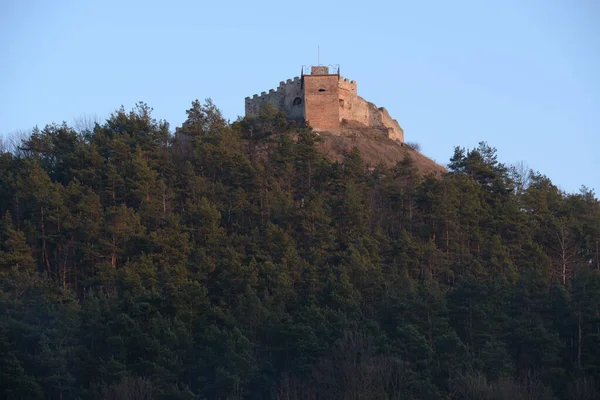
[1, 100, 599, 400]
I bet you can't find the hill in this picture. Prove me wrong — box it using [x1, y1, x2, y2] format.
[0, 100, 599, 399]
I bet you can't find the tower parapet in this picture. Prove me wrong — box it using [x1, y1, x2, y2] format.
[310, 66, 330, 75]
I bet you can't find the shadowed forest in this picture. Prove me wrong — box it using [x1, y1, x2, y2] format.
[1, 100, 599, 399]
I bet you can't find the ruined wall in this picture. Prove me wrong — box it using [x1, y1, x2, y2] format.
[338, 77, 403, 142]
[377, 107, 404, 142]
[245, 77, 304, 121]
[338, 77, 357, 94]
[303, 74, 340, 131]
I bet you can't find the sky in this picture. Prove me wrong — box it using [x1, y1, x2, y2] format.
[1, 0, 599, 194]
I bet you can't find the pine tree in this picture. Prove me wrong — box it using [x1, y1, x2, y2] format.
[0, 212, 35, 274]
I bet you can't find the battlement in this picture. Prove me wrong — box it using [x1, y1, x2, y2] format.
[245, 77, 302, 102]
[280, 76, 301, 88]
[338, 76, 357, 92]
[245, 75, 304, 120]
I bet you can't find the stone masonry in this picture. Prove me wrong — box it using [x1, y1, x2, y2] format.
[245, 66, 404, 142]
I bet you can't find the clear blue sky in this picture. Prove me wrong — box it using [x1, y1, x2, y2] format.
[1, 0, 598, 194]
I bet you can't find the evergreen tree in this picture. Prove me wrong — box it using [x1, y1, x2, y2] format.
[0, 102, 597, 399]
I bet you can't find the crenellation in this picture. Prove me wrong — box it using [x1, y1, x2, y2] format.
[338, 76, 357, 93]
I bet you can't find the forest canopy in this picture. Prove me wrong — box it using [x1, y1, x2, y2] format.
[0, 100, 599, 399]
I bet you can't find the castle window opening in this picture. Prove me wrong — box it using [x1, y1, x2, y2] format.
[292, 97, 302, 106]
[318, 88, 326, 92]
[339, 99, 345, 108]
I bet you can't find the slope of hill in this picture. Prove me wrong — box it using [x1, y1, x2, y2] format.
[317, 120, 446, 176]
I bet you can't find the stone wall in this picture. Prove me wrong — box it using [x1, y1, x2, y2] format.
[311, 66, 330, 75]
[338, 77, 357, 94]
[377, 106, 404, 142]
[245, 76, 304, 121]
[338, 77, 403, 142]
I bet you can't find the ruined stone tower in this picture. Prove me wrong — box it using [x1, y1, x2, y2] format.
[245, 66, 404, 143]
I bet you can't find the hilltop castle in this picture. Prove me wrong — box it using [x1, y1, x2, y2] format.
[245, 66, 404, 142]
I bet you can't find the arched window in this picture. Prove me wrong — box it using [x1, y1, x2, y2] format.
[292, 97, 302, 106]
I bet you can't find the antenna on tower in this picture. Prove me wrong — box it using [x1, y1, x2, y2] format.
[318, 45, 320, 66]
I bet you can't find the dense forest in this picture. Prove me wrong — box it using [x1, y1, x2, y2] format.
[0, 100, 599, 399]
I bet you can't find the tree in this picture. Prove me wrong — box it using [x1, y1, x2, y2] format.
[0, 212, 35, 274]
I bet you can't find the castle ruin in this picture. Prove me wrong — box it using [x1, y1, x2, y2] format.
[245, 66, 404, 142]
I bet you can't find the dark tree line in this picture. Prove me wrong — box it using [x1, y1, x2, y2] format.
[0, 100, 599, 399]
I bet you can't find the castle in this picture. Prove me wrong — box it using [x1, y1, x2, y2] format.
[245, 66, 404, 142]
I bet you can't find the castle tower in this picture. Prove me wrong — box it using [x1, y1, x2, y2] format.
[302, 66, 341, 131]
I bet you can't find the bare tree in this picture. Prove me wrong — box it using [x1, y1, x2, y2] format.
[311, 331, 411, 400]
[102, 376, 154, 400]
[404, 141, 421, 152]
[6, 129, 31, 156]
[450, 371, 557, 400]
[509, 161, 533, 197]
[73, 112, 100, 134]
[554, 220, 580, 285]
[276, 373, 315, 400]
[566, 377, 600, 400]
